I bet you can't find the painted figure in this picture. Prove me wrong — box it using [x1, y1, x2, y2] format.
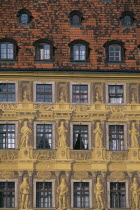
[58, 121, 67, 147]
[93, 122, 103, 148]
[57, 178, 68, 209]
[20, 121, 32, 147]
[129, 122, 139, 148]
[130, 177, 140, 209]
[94, 177, 104, 209]
[20, 176, 30, 209]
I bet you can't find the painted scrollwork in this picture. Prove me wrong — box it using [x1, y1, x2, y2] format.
[57, 177, 68, 209]
[94, 177, 104, 209]
[129, 122, 139, 148]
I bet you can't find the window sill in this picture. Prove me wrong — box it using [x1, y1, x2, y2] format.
[70, 24, 82, 28]
[18, 23, 30, 27]
[107, 103, 126, 106]
[0, 60, 17, 64]
[102, 0, 113, 2]
[71, 61, 89, 65]
[122, 25, 133, 28]
[35, 60, 53, 64]
[106, 62, 125, 65]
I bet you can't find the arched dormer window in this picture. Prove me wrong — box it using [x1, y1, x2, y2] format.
[0, 38, 19, 61]
[17, 8, 33, 25]
[68, 40, 90, 62]
[69, 11, 84, 27]
[120, 11, 135, 28]
[33, 39, 54, 62]
[103, 40, 125, 64]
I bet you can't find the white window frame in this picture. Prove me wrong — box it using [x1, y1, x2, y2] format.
[109, 45, 121, 62]
[33, 81, 55, 104]
[0, 121, 18, 149]
[107, 179, 129, 209]
[71, 179, 92, 208]
[33, 179, 55, 208]
[0, 81, 18, 103]
[70, 82, 90, 104]
[106, 122, 127, 151]
[70, 122, 91, 150]
[0, 179, 18, 208]
[106, 83, 126, 105]
[34, 121, 55, 149]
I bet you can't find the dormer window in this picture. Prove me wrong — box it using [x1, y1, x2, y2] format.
[120, 11, 135, 28]
[69, 11, 83, 27]
[17, 9, 33, 25]
[0, 38, 19, 61]
[33, 39, 54, 62]
[68, 40, 90, 62]
[103, 40, 125, 64]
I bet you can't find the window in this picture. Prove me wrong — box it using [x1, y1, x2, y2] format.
[109, 45, 121, 62]
[72, 84, 88, 103]
[69, 11, 83, 26]
[120, 11, 135, 28]
[0, 83, 15, 102]
[36, 84, 52, 103]
[0, 182, 15, 208]
[36, 124, 52, 149]
[0, 43, 14, 60]
[17, 9, 33, 25]
[36, 182, 52, 208]
[33, 39, 54, 61]
[108, 85, 124, 104]
[103, 40, 125, 63]
[69, 40, 90, 62]
[73, 125, 88, 150]
[73, 182, 89, 208]
[109, 125, 124, 151]
[110, 182, 126, 208]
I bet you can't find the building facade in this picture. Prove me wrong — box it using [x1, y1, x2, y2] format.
[0, 0, 140, 209]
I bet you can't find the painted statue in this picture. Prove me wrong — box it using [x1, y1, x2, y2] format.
[129, 122, 139, 148]
[57, 178, 68, 209]
[130, 177, 140, 209]
[93, 122, 103, 148]
[58, 121, 67, 147]
[94, 177, 104, 209]
[20, 176, 30, 209]
[20, 121, 32, 147]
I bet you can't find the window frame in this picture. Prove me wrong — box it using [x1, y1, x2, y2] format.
[17, 9, 33, 25]
[69, 11, 83, 27]
[33, 81, 55, 104]
[103, 40, 125, 64]
[106, 122, 127, 151]
[70, 82, 90, 104]
[106, 83, 126, 105]
[0, 42, 17, 61]
[71, 179, 92, 209]
[107, 180, 129, 209]
[33, 179, 55, 208]
[109, 45, 121, 62]
[0, 81, 18, 103]
[68, 40, 90, 63]
[70, 122, 91, 150]
[0, 121, 18, 150]
[0, 179, 18, 208]
[34, 121, 55, 150]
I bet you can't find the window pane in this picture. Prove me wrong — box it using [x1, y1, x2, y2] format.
[0, 182, 15, 208]
[36, 124, 52, 149]
[108, 85, 124, 104]
[36, 84, 52, 102]
[36, 182, 52, 208]
[109, 45, 121, 62]
[72, 85, 88, 103]
[109, 125, 124, 151]
[0, 84, 15, 102]
[0, 43, 14, 60]
[21, 14, 28, 24]
[73, 125, 88, 150]
[72, 15, 80, 25]
[73, 44, 86, 61]
[39, 44, 51, 60]
[74, 182, 89, 208]
[123, 16, 132, 26]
